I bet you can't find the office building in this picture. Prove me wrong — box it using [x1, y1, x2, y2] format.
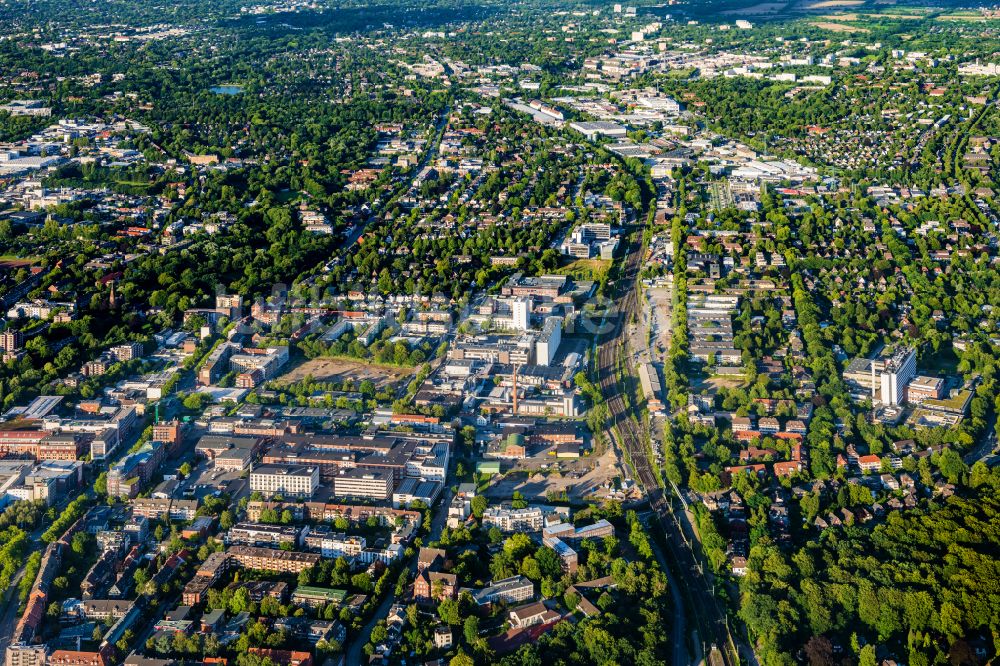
[38, 433, 86, 461]
[108, 441, 164, 499]
[331, 468, 394, 501]
[249, 465, 319, 499]
[391, 477, 442, 509]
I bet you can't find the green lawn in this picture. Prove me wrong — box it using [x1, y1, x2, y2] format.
[555, 258, 612, 283]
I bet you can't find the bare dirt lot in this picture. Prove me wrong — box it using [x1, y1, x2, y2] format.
[691, 375, 747, 393]
[721, 2, 788, 15]
[648, 282, 673, 360]
[802, 0, 863, 8]
[483, 446, 632, 503]
[0, 256, 40, 269]
[810, 20, 869, 31]
[276, 357, 414, 388]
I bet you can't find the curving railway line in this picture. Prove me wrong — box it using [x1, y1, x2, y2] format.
[596, 227, 739, 666]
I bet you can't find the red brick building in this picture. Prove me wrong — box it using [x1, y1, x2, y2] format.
[413, 570, 457, 603]
[246, 648, 313, 666]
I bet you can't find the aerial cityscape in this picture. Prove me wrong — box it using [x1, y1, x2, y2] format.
[0, 0, 998, 664]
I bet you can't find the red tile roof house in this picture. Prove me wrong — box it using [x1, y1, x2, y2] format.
[858, 454, 882, 472]
[246, 649, 313, 666]
[48, 651, 109, 666]
[773, 460, 804, 478]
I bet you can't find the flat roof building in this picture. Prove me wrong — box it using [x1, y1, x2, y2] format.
[569, 121, 628, 140]
[392, 477, 443, 509]
[637, 362, 664, 413]
[226, 522, 303, 548]
[331, 467, 394, 501]
[468, 575, 534, 606]
[483, 505, 544, 532]
[906, 375, 944, 403]
[227, 546, 321, 574]
[536, 316, 562, 367]
[249, 465, 319, 499]
[291, 586, 347, 609]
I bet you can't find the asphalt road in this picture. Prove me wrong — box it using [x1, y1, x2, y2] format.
[0, 517, 61, 656]
[340, 107, 450, 254]
[0, 561, 30, 655]
[0, 108, 459, 664]
[0, 405, 171, 658]
[964, 417, 997, 465]
[344, 574, 397, 666]
[344, 489, 450, 666]
[343, 111, 453, 666]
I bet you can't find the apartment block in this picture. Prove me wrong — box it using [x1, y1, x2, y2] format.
[226, 522, 304, 548]
[228, 546, 321, 573]
[0, 330, 24, 352]
[482, 505, 544, 532]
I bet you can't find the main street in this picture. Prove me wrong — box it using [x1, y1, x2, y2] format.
[344, 482, 451, 665]
[340, 111, 454, 664]
[0, 518, 52, 657]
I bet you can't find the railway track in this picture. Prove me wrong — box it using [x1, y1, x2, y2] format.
[596, 228, 739, 666]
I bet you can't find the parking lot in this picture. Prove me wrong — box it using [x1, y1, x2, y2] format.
[164, 429, 250, 503]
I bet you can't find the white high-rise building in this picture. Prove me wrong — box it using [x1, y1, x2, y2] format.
[513, 298, 531, 332]
[879, 347, 916, 405]
[536, 316, 562, 366]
